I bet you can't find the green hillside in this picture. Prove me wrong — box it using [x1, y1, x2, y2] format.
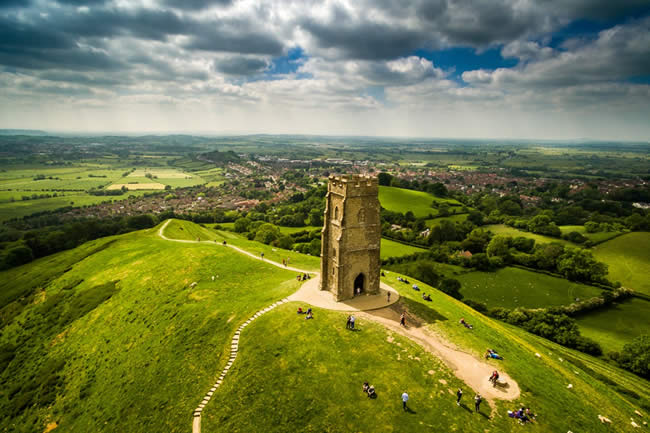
[559, 225, 624, 244]
[379, 186, 461, 218]
[380, 238, 427, 259]
[592, 232, 650, 295]
[1, 220, 647, 432]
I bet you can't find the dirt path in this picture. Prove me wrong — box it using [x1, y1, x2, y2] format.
[358, 304, 520, 403]
[158, 220, 314, 274]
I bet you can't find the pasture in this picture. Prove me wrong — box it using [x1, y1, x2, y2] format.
[559, 225, 623, 244]
[426, 213, 468, 228]
[576, 297, 650, 353]
[456, 267, 603, 309]
[485, 224, 571, 246]
[592, 232, 650, 295]
[380, 238, 427, 259]
[106, 183, 166, 190]
[379, 186, 461, 218]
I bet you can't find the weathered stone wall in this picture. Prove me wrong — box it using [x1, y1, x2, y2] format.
[320, 174, 381, 301]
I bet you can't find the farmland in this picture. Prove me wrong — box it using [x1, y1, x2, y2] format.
[456, 266, 603, 309]
[592, 232, 650, 295]
[379, 186, 462, 218]
[485, 224, 572, 246]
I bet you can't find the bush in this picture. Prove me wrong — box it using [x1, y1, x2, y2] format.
[463, 299, 488, 313]
[612, 335, 650, 379]
[3, 245, 34, 267]
[439, 278, 463, 300]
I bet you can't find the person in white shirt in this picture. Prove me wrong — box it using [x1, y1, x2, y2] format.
[401, 392, 409, 410]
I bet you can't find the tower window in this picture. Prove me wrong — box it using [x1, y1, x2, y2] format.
[334, 206, 339, 220]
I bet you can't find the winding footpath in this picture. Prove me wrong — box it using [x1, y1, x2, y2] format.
[156, 220, 520, 433]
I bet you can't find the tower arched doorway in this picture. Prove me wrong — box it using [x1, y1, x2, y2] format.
[354, 273, 365, 296]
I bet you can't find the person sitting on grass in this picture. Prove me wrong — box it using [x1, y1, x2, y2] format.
[363, 382, 369, 393]
[367, 385, 376, 398]
[297, 307, 304, 314]
[305, 311, 313, 320]
[485, 349, 504, 360]
[460, 318, 473, 329]
[425, 294, 432, 301]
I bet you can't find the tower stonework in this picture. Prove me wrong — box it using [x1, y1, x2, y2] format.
[320, 174, 381, 301]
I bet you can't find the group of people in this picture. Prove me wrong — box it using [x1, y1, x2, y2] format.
[396, 276, 410, 284]
[508, 407, 535, 424]
[485, 349, 503, 360]
[346, 315, 356, 330]
[421, 292, 432, 302]
[456, 389, 483, 412]
[296, 273, 311, 281]
[297, 307, 313, 320]
[362, 382, 376, 398]
[459, 318, 473, 329]
[282, 258, 291, 267]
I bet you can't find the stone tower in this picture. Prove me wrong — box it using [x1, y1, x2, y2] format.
[320, 174, 381, 301]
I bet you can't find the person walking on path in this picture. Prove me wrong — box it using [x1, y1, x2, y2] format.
[474, 394, 482, 413]
[400, 313, 406, 327]
[456, 389, 463, 406]
[387, 291, 391, 303]
[261, 252, 264, 259]
[350, 315, 356, 330]
[401, 392, 409, 411]
[346, 315, 351, 329]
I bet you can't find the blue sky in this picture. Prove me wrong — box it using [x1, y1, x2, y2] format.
[0, 0, 649, 139]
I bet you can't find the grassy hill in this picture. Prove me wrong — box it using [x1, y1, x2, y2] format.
[1, 220, 648, 432]
[559, 225, 624, 244]
[379, 186, 461, 218]
[592, 232, 650, 295]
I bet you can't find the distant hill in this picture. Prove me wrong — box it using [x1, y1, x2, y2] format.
[0, 129, 48, 136]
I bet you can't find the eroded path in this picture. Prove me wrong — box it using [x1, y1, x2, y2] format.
[359, 304, 521, 402]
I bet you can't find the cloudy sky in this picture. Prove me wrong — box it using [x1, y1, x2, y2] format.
[1, 0, 649, 139]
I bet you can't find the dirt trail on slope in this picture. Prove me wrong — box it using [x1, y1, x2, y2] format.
[358, 303, 521, 402]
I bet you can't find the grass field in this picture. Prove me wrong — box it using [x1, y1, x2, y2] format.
[426, 213, 468, 228]
[379, 186, 461, 218]
[576, 297, 650, 353]
[592, 232, 650, 295]
[106, 182, 166, 190]
[1, 220, 648, 432]
[380, 238, 427, 259]
[485, 224, 572, 246]
[456, 267, 603, 309]
[559, 225, 624, 244]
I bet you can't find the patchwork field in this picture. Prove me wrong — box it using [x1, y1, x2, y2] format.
[426, 213, 468, 227]
[559, 225, 624, 244]
[456, 266, 603, 309]
[576, 297, 650, 353]
[592, 232, 650, 295]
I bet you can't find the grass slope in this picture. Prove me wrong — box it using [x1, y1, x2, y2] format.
[0, 223, 301, 432]
[381, 238, 427, 259]
[592, 232, 650, 295]
[456, 267, 603, 309]
[379, 186, 460, 218]
[559, 225, 624, 244]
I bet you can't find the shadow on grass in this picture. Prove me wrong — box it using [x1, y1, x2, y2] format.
[459, 403, 472, 413]
[404, 406, 417, 414]
[400, 297, 448, 324]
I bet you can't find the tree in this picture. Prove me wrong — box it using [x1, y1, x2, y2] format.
[378, 172, 393, 186]
[307, 208, 323, 227]
[233, 217, 251, 233]
[467, 210, 485, 226]
[486, 235, 511, 262]
[512, 236, 535, 253]
[439, 278, 462, 300]
[430, 182, 448, 197]
[557, 248, 608, 283]
[254, 223, 280, 244]
[4, 246, 33, 267]
[533, 242, 565, 270]
[527, 214, 561, 237]
[126, 214, 156, 230]
[613, 334, 650, 379]
[461, 228, 492, 253]
[498, 199, 522, 216]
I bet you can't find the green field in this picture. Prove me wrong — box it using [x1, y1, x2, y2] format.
[593, 232, 650, 295]
[426, 213, 468, 228]
[456, 267, 603, 309]
[559, 225, 624, 244]
[379, 186, 461, 218]
[380, 238, 427, 259]
[1, 220, 648, 432]
[577, 298, 650, 353]
[485, 224, 571, 246]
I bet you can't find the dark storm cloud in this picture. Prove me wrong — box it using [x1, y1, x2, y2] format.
[215, 57, 268, 75]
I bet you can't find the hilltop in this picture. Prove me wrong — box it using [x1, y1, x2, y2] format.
[0, 220, 648, 432]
